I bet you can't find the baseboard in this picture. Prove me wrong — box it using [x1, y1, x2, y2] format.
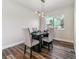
[2, 38, 74, 50]
[54, 37, 74, 43]
[2, 41, 24, 50]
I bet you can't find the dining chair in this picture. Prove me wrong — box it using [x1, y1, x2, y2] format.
[23, 28, 40, 59]
[42, 28, 54, 50]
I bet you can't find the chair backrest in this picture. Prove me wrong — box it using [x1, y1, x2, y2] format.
[23, 28, 32, 47]
[48, 28, 54, 42]
[32, 27, 37, 32]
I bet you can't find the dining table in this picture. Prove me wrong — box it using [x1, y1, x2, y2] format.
[31, 31, 48, 40]
[31, 31, 48, 52]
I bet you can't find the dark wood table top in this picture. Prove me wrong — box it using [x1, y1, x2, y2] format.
[31, 31, 48, 36]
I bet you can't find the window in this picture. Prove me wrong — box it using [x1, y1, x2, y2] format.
[45, 15, 64, 30]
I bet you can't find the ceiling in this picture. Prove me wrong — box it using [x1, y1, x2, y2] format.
[15, 0, 74, 12]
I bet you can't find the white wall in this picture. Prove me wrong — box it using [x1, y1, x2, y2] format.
[40, 6, 74, 43]
[2, 0, 39, 49]
[47, 6, 74, 43]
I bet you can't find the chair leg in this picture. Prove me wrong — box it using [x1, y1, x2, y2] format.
[51, 41, 53, 48]
[38, 43, 41, 52]
[24, 45, 26, 54]
[30, 47, 32, 59]
[48, 43, 50, 51]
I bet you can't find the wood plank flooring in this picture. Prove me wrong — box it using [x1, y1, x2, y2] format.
[2, 40, 76, 59]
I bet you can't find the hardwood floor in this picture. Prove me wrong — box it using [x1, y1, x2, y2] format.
[2, 40, 75, 59]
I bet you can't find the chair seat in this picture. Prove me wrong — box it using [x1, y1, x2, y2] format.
[42, 37, 53, 43]
[25, 39, 39, 47]
[32, 39, 39, 47]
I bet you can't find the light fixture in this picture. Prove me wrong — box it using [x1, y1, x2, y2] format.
[35, 0, 45, 17]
